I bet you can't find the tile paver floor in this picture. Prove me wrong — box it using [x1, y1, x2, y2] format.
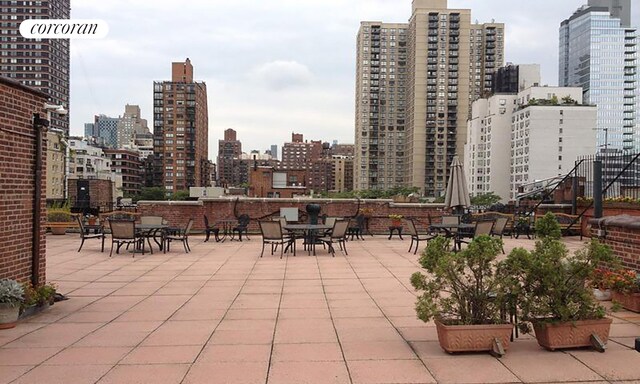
[1, 234, 640, 383]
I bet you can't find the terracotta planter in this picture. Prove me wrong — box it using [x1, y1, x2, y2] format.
[435, 320, 513, 353]
[532, 318, 613, 351]
[612, 291, 640, 313]
[390, 220, 402, 227]
[50, 226, 66, 235]
[0, 303, 20, 329]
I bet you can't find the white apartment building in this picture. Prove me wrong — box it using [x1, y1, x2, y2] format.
[68, 138, 114, 180]
[466, 86, 597, 202]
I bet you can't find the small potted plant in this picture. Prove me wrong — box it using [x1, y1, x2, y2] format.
[591, 268, 615, 301]
[388, 214, 403, 227]
[499, 212, 615, 351]
[611, 269, 640, 312]
[411, 235, 513, 355]
[20, 282, 57, 317]
[47, 208, 73, 235]
[0, 279, 24, 329]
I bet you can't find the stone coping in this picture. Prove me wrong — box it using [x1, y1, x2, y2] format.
[590, 214, 640, 230]
[138, 197, 446, 208]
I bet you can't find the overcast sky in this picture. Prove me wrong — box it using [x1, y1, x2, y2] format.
[69, 0, 640, 160]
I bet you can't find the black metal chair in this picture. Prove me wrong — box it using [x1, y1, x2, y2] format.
[108, 220, 144, 257]
[457, 220, 495, 250]
[163, 219, 194, 253]
[347, 214, 366, 240]
[233, 214, 250, 241]
[406, 218, 437, 255]
[492, 217, 509, 254]
[76, 215, 105, 252]
[203, 215, 220, 242]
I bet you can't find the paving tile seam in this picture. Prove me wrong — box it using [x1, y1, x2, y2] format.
[12, 240, 239, 384]
[315, 249, 355, 384]
[337, 242, 439, 382]
[264, 245, 292, 384]
[177, 241, 271, 384]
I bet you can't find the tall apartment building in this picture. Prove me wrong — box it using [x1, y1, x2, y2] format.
[0, 0, 70, 135]
[117, 104, 149, 148]
[153, 58, 209, 192]
[85, 114, 119, 148]
[354, 22, 408, 191]
[465, 85, 597, 202]
[560, 1, 639, 151]
[46, 130, 66, 200]
[217, 128, 243, 187]
[103, 149, 142, 197]
[469, 22, 505, 101]
[356, 0, 503, 196]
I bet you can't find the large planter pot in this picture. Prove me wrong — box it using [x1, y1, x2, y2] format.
[435, 320, 513, 354]
[532, 318, 613, 351]
[612, 291, 640, 313]
[0, 303, 20, 329]
[50, 226, 67, 235]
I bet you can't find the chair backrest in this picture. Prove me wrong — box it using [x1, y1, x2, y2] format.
[259, 220, 282, 240]
[331, 220, 350, 238]
[183, 218, 194, 235]
[442, 215, 460, 233]
[441, 215, 460, 225]
[76, 215, 86, 234]
[355, 214, 366, 228]
[474, 220, 494, 237]
[109, 220, 135, 239]
[493, 217, 508, 236]
[325, 217, 337, 228]
[204, 215, 210, 228]
[238, 214, 250, 227]
[141, 216, 163, 225]
[406, 218, 418, 236]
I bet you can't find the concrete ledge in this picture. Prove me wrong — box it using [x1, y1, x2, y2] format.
[590, 214, 640, 230]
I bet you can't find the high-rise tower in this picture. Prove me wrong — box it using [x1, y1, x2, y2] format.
[355, 0, 503, 196]
[153, 58, 209, 192]
[0, 0, 71, 135]
[560, 2, 639, 152]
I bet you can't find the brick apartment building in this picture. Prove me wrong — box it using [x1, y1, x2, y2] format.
[153, 58, 209, 193]
[104, 149, 143, 196]
[0, 77, 47, 285]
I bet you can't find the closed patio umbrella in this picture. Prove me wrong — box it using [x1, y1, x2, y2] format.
[444, 155, 470, 215]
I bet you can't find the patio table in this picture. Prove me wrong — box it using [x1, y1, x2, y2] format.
[284, 224, 332, 256]
[215, 219, 238, 242]
[430, 223, 475, 251]
[136, 223, 168, 253]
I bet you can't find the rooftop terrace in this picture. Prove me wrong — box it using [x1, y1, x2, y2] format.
[1, 234, 639, 383]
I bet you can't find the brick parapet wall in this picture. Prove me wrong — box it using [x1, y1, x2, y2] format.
[136, 198, 446, 234]
[0, 78, 47, 284]
[590, 215, 640, 272]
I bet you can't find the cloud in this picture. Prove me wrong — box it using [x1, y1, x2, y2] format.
[248, 60, 313, 91]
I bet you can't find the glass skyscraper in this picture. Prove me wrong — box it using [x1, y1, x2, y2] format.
[559, 3, 639, 152]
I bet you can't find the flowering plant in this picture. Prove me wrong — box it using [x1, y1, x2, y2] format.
[360, 208, 373, 217]
[388, 214, 404, 220]
[610, 269, 640, 294]
[591, 268, 616, 290]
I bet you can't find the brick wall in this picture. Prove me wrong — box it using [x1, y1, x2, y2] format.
[137, 198, 445, 234]
[591, 215, 640, 272]
[0, 77, 47, 284]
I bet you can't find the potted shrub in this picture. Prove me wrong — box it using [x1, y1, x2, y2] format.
[410, 235, 513, 355]
[389, 214, 403, 227]
[47, 208, 72, 235]
[499, 212, 615, 351]
[611, 269, 640, 312]
[0, 279, 24, 329]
